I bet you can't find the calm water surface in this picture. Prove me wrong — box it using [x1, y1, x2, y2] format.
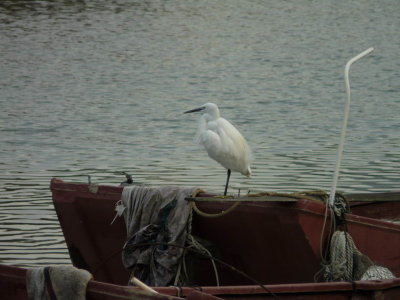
[0, 0, 399, 266]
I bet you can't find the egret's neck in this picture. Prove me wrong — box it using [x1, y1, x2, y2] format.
[203, 108, 220, 121]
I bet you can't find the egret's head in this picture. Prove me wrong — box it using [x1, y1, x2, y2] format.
[184, 102, 220, 120]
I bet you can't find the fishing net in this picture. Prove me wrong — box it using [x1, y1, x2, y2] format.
[322, 231, 395, 282]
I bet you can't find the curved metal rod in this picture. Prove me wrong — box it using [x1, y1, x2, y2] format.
[329, 47, 374, 205]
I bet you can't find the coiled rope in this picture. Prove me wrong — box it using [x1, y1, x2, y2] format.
[190, 200, 241, 218]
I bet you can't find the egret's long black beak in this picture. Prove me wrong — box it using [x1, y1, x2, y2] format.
[184, 107, 205, 114]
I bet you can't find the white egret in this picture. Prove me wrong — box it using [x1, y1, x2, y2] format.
[184, 103, 252, 196]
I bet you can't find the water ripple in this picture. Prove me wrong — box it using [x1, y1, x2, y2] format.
[1, 0, 399, 267]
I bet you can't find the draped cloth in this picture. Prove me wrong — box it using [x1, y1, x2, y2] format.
[26, 266, 92, 300]
[121, 185, 200, 286]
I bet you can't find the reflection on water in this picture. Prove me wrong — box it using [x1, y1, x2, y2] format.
[0, 0, 399, 267]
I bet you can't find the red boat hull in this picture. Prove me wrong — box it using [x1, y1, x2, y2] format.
[49, 179, 400, 287]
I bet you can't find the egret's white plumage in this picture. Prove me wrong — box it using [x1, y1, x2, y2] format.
[184, 103, 252, 195]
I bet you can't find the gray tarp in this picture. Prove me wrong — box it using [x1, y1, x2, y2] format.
[121, 185, 199, 286]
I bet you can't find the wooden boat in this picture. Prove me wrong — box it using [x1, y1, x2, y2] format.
[1, 178, 399, 299]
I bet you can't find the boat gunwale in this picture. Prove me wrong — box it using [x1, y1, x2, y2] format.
[50, 178, 400, 202]
[153, 278, 400, 296]
[87, 279, 400, 297]
[50, 178, 400, 232]
[1, 264, 400, 298]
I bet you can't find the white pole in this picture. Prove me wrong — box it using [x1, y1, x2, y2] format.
[329, 47, 374, 206]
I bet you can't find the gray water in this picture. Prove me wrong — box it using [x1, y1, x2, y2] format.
[0, 0, 399, 267]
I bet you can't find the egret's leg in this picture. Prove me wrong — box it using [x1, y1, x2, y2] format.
[224, 169, 231, 196]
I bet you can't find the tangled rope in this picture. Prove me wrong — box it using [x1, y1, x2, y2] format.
[174, 210, 220, 286]
[190, 200, 241, 218]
